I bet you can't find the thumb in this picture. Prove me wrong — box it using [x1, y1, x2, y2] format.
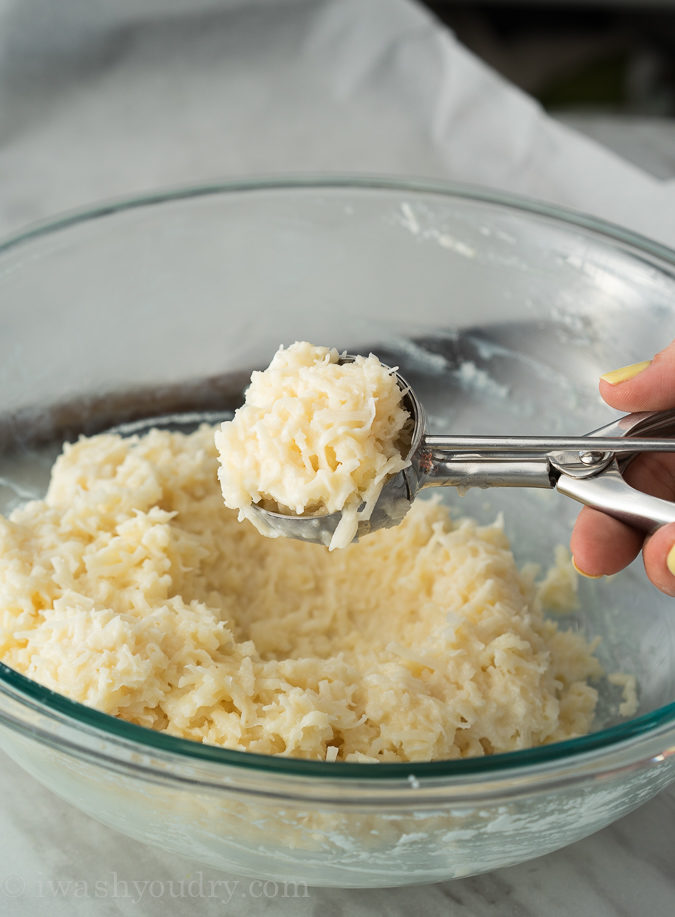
[599, 338, 675, 412]
[642, 521, 675, 596]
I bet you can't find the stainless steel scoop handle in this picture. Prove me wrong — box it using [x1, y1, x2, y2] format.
[418, 409, 675, 534]
[556, 410, 675, 533]
[556, 465, 675, 533]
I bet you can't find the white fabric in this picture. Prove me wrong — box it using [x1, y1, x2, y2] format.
[0, 0, 673, 247]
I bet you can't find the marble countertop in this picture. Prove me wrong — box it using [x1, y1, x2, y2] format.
[0, 2, 673, 913]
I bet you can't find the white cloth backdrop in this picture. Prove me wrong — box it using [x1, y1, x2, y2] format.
[1, 0, 674, 247]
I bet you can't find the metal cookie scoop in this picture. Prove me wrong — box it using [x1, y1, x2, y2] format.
[249, 360, 675, 546]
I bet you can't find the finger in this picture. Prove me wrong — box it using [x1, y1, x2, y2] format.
[570, 453, 675, 579]
[599, 337, 675, 412]
[570, 505, 642, 577]
[623, 451, 675, 501]
[642, 522, 675, 596]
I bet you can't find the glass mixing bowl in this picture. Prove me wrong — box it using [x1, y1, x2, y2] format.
[0, 178, 674, 888]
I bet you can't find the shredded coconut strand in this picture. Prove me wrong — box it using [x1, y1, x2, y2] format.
[215, 342, 412, 549]
[0, 425, 604, 762]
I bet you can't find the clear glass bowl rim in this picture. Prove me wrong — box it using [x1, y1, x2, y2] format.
[1, 174, 674, 782]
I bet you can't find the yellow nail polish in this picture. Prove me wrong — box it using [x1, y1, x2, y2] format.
[667, 545, 675, 577]
[600, 360, 651, 385]
[572, 558, 602, 579]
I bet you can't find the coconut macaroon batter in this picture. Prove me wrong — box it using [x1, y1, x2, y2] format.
[0, 420, 603, 762]
[215, 342, 412, 550]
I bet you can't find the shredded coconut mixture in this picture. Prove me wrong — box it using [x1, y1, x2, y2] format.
[0, 424, 603, 762]
[215, 342, 412, 549]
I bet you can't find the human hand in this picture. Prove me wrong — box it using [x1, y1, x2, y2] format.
[571, 340, 675, 595]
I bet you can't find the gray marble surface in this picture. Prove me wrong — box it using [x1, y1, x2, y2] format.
[1, 751, 673, 916]
[0, 2, 674, 914]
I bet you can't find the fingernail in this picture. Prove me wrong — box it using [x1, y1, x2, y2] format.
[600, 360, 651, 385]
[667, 545, 675, 577]
[572, 558, 602, 580]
